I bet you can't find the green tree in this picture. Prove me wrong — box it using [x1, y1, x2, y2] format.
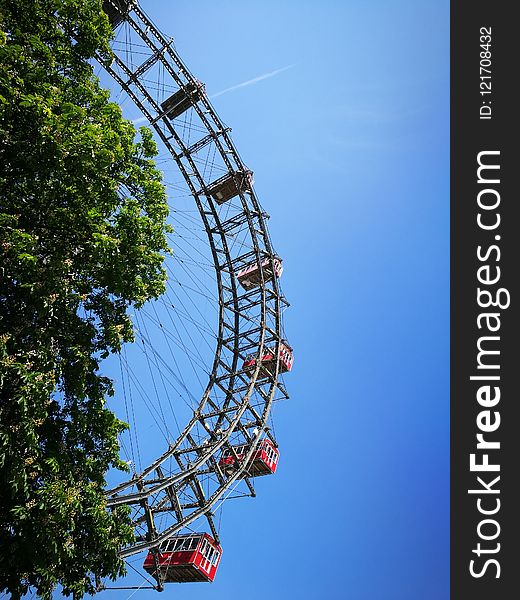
[0, 1, 171, 596]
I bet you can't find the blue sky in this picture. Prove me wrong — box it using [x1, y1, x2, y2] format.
[90, 1, 449, 598]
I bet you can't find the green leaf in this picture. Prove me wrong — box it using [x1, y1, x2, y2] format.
[0, 0, 170, 596]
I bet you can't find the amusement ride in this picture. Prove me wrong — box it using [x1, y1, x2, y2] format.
[97, 0, 293, 591]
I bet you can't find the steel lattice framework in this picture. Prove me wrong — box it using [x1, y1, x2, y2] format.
[98, 0, 290, 573]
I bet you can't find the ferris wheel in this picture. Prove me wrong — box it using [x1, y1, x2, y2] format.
[98, 0, 293, 591]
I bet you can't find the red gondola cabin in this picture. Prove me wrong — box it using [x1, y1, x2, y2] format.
[143, 533, 222, 583]
[219, 439, 279, 477]
[236, 256, 283, 290]
[243, 342, 293, 378]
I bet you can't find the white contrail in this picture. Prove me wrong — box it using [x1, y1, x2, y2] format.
[129, 64, 294, 124]
[210, 64, 294, 99]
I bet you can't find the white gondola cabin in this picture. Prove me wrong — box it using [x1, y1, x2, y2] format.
[205, 170, 253, 204]
[143, 533, 222, 583]
[219, 439, 279, 477]
[160, 81, 205, 120]
[243, 342, 293, 378]
[236, 256, 283, 290]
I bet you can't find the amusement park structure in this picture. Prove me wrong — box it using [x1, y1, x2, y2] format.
[99, 0, 292, 591]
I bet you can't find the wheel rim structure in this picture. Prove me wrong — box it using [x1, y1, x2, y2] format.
[97, 0, 291, 575]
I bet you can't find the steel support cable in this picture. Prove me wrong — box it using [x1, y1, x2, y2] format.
[134, 312, 175, 441]
[148, 301, 206, 410]
[122, 324, 200, 409]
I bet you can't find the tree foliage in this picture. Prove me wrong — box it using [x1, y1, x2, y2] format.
[0, 1, 170, 596]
